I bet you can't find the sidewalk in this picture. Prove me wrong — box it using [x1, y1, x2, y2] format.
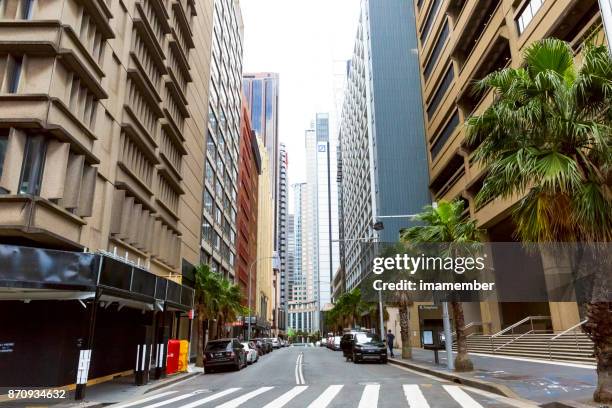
[389, 347, 597, 406]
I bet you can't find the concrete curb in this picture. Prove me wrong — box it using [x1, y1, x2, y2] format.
[388, 357, 525, 400]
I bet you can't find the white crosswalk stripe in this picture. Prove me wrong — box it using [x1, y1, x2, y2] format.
[443, 385, 485, 408]
[214, 387, 274, 408]
[143, 391, 203, 408]
[403, 384, 431, 408]
[262, 386, 308, 408]
[306, 385, 344, 408]
[357, 384, 380, 408]
[111, 391, 178, 408]
[176, 388, 241, 408]
[110, 383, 514, 408]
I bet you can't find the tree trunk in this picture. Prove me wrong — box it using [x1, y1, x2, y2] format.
[584, 302, 612, 403]
[195, 307, 204, 367]
[398, 301, 412, 359]
[452, 301, 473, 372]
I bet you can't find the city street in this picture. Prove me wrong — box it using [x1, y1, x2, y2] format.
[108, 347, 529, 408]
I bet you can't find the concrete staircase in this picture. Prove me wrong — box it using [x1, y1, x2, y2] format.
[453, 332, 595, 364]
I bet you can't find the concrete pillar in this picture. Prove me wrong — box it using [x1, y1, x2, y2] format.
[549, 302, 581, 332]
[479, 301, 502, 334]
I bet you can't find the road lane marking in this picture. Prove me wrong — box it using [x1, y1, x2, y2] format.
[403, 385, 430, 408]
[306, 385, 343, 408]
[177, 388, 241, 408]
[298, 353, 305, 384]
[262, 386, 308, 408]
[357, 384, 380, 408]
[215, 387, 273, 408]
[442, 385, 484, 408]
[110, 391, 178, 408]
[295, 353, 305, 385]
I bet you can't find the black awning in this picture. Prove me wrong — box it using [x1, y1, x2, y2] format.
[0, 244, 194, 310]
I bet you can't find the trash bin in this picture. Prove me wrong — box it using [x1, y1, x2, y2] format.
[178, 340, 189, 372]
[167, 339, 180, 375]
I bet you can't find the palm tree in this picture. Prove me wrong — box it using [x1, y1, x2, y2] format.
[194, 264, 221, 367]
[216, 279, 246, 339]
[401, 200, 484, 371]
[466, 38, 612, 402]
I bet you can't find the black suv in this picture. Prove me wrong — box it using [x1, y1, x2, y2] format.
[203, 338, 247, 373]
[342, 332, 387, 364]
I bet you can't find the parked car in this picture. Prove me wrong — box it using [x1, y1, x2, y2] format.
[340, 331, 368, 359]
[203, 338, 247, 373]
[271, 337, 281, 349]
[333, 336, 342, 350]
[253, 338, 271, 354]
[319, 338, 327, 347]
[346, 332, 387, 364]
[241, 342, 259, 364]
[327, 336, 335, 349]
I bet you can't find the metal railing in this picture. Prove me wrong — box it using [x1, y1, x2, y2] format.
[451, 321, 483, 342]
[548, 319, 588, 360]
[490, 316, 551, 353]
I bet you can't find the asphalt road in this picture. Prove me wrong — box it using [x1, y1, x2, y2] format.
[108, 346, 533, 408]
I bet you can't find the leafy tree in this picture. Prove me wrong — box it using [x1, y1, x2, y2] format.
[401, 200, 484, 371]
[466, 38, 612, 401]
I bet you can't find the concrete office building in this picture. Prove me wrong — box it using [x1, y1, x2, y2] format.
[312, 113, 340, 330]
[201, 0, 243, 280]
[255, 136, 275, 335]
[235, 97, 260, 315]
[411, 0, 606, 337]
[338, 0, 431, 291]
[287, 182, 317, 333]
[0, 0, 214, 393]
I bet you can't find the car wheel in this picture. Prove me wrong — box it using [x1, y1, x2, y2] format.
[353, 353, 359, 363]
[381, 358, 388, 364]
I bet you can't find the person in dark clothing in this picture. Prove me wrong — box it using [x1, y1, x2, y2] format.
[386, 330, 395, 357]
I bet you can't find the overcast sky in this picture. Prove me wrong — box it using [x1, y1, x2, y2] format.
[241, 0, 361, 195]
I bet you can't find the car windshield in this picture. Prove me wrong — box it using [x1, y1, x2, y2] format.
[241, 342, 251, 349]
[355, 333, 382, 345]
[205, 340, 231, 351]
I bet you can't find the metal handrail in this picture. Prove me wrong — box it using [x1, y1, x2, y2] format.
[491, 316, 551, 338]
[551, 319, 587, 341]
[494, 329, 533, 352]
[548, 319, 587, 360]
[452, 321, 483, 341]
[490, 315, 551, 353]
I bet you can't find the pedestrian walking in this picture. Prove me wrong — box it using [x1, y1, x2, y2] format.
[386, 329, 395, 357]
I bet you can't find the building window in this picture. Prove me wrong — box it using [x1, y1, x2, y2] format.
[19, 134, 47, 195]
[420, 0, 442, 46]
[427, 65, 454, 119]
[21, 0, 34, 19]
[516, 0, 544, 34]
[430, 110, 460, 160]
[0, 130, 8, 180]
[6, 55, 23, 94]
[204, 189, 213, 214]
[423, 20, 449, 80]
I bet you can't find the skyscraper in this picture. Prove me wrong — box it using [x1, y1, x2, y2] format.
[242, 73, 280, 226]
[201, 0, 244, 280]
[287, 116, 340, 333]
[338, 0, 431, 291]
[278, 143, 289, 327]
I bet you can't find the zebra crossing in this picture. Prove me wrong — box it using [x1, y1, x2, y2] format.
[110, 383, 523, 408]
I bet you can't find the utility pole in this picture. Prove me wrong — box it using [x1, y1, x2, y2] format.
[442, 302, 454, 370]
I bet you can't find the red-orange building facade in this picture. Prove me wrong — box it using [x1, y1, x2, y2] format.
[236, 98, 261, 309]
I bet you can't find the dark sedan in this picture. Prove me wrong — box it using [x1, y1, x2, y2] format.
[347, 332, 387, 364]
[203, 338, 247, 373]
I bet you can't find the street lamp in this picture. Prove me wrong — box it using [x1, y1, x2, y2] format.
[372, 203, 455, 370]
[247, 253, 280, 341]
